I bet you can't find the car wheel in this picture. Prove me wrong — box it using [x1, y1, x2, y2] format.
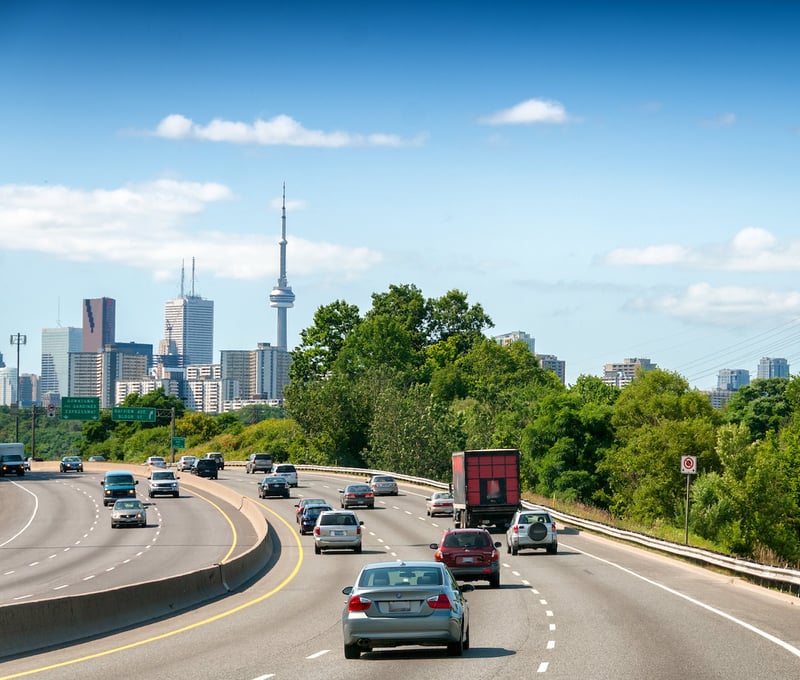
[511, 544, 518, 556]
[173, 492, 179, 498]
[111, 523, 116, 528]
[314, 544, 321, 555]
[506, 542, 511, 554]
[447, 632, 464, 657]
[354, 544, 362, 554]
[463, 625, 470, 650]
[546, 543, 558, 554]
[343, 643, 361, 659]
[489, 573, 500, 589]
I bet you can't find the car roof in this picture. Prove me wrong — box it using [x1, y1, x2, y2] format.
[443, 527, 491, 535]
[360, 560, 444, 570]
[320, 509, 357, 516]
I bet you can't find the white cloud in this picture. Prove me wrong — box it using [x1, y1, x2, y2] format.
[151, 113, 422, 148]
[479, 98, 570, 125]
[605, 228, 800, 272]
[0, 181, 383, 281]
[701, 112, 736, 127]
[649, 282, 800, 323]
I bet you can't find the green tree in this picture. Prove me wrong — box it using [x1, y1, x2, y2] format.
[724, 377, 792, 440]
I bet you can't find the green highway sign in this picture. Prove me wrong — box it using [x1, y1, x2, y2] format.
[171, 437, 186, 449]
[112, 407, 156, 423]
[61, 397, 100, 421]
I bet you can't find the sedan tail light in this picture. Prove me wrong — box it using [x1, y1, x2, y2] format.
[426, 593, 452, 610]
[348, 595, 372, 612]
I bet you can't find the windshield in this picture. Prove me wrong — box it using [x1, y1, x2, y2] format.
[107, 474, 134, 485]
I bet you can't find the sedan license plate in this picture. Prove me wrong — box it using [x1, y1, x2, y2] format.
[389, 600, 411, 612]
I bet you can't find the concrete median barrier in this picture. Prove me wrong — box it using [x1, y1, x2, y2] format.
[1, 462, 272, 658]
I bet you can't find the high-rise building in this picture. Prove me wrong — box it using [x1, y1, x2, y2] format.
[269, 185, 295, 350]
[160, 261, 214, 367]
[603, 357, 657, 388]
[69, 349, 148, 408]
[495, 331, 535, 354]
[756, 357, 789, 380]
[18, 374, 39, 407]
[82, 297, 116, 352]
[717, 368, 750, 391]
[41, 327, 82, 400]
[536, 354, 566, 385]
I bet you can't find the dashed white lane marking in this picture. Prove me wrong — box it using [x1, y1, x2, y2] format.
[48, 554, 57, 559]
[53, 584, 69, 590]
[547, 640, 555, 649]
[546, 610, 553, 617]
[305, 650, 329, 659]
[549, 623, 556, 631]
[13, 594, 32, 601]
[251, 675, 275, 680]
[28, 562, 39, 567]
[537, 662, 549, 672]
[83, 575, 95, 581]
[539, 599, 548, 605]
[3, 571, 14, 576]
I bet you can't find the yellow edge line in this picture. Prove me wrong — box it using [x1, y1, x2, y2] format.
[190, 488, 239, 564]
[1, 497, 303, 679]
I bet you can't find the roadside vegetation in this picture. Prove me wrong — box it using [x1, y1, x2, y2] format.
[3, 283, 799, 567]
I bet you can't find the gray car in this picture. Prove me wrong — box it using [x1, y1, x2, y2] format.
[506, 508, 558, 555]
[111, 499, 147, 528]
[368, 475, 398, 496]
[341, 560, 473, 659]
[339, 484, 375, 509]
[148, 469, 180, 498]
[314, 510, 363, 554]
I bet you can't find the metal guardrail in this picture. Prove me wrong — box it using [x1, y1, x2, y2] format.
[294, 463, 800, 596]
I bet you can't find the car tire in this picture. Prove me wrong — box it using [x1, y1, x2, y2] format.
[511, 544, 518, 556]
[173, 492, 179, 498]
[314, 544, 321, 555]
[489, 573, 500, 589]
[463, 625, 470, 650]
[447, 632, 464, 657]
[354, 544, 362, 554]
[343, 643, 361, 659]
[546, 544, 558, 554]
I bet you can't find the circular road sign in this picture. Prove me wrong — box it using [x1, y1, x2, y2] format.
[681, 455, 697, 474]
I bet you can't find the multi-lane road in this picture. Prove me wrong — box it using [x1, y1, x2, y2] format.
[1, 468, 798, 679]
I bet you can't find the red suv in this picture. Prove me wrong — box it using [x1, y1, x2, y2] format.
[430, 528, 502, 588]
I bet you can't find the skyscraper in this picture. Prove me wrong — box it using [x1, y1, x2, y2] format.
[160, 260, 214, 367]
[82, 297, 116, 352]
[756, 357, 789, 380]
[269, 185, 295, 350]
[41, 327, 82, 399]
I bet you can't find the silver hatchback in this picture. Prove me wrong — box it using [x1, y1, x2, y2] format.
[314, 510, 363, 554]
[506, 508, 558, 555]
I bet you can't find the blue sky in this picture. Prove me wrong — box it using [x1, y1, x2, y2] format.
[2, 1, 799, 388]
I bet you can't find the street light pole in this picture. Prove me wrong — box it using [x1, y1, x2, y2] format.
[10, 333, 27, 442]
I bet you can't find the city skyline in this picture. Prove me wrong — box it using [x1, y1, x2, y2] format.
[3, 2, 800, 388]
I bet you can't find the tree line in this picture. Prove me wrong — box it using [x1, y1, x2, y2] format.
[3, 283, 798, 566]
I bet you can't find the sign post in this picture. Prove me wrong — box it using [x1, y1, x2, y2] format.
[681, 455, 697, 545]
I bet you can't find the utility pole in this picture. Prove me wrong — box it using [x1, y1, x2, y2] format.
[10, 333, 27, 442]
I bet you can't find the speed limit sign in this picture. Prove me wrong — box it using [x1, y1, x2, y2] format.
[681, 455, 697, 474]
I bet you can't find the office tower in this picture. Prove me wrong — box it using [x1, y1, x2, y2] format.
[69, 350, 148, 409]
[41, 327, 82, 399]
[495, 331, 535, 354]
[269, 185, 295, 350]
[82, 297, 116, 352]
[161, 260, 214, 367]
[717, 369, 750, 391]
[756, 357, 789, 380]
[536, 354, 567, 385]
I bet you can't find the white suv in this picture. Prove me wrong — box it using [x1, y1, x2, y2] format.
[506, 508, 558, 555]
[270, 463, 298, 487]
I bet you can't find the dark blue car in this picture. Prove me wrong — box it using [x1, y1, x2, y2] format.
[299, 504, 333, 534]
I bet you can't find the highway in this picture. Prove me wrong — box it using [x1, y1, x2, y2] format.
[0, 469, 798, 679]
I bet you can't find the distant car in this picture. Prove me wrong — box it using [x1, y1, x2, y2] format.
[431, 528, 502, 588]
[314, 510, 363, 554]
[294, 498, 328, 522]
[369, 475, 398, 496]
[148, 469, 180, 498]
[60, 456, 84, 473]
[506, 508, 558, 555]
[246, 453, 273, 474]
[191, 458, 218, 479]
[257, 475, 290, 499]
[204, 452, 225, 470]
[339, 484, 374, 509]
[24, 457, 32, 471]
[267, 463, 298, 487]
[298, 503, 333, 535]
[177, 455, 197, 471]
[144, 456, 166, 468]
[111, 499, 146, 528]
[426, 491, 454, 517]
[341, 560, 473, 659]
[88, 455, 106, 462]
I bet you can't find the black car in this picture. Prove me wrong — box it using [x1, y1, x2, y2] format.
[257, 475, 290, 499]
[191, 458, 218, 479]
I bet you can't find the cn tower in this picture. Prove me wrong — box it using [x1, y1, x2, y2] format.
[269, 184, 295, 349]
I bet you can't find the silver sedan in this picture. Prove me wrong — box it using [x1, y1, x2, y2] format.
[341, 560, 472, 658]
